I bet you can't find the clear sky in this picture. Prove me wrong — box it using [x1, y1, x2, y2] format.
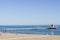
[0, 0, 60, 25]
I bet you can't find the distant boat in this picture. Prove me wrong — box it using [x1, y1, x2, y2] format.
[48, 24, 56, 29]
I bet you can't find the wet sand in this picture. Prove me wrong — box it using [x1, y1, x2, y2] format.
[0, 32, 60, 40]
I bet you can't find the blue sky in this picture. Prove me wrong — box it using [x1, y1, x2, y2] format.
[0, 0, 60, 25]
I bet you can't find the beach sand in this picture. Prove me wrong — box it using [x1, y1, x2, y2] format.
[0, 32, 60, 40]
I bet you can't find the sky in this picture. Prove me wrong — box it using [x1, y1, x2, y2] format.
[0, 0, 60, 25]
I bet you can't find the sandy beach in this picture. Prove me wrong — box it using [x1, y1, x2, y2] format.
[0, 32, 59, 40]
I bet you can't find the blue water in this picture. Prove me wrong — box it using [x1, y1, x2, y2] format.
[0, 25, 60, 35]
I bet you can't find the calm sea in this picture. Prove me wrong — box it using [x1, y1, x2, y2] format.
[0, 25, 60, 35]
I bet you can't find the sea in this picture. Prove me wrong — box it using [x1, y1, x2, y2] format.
[0, 25, 60, 35]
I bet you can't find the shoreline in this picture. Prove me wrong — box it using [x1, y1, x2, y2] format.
[0, 32, 60, 40]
